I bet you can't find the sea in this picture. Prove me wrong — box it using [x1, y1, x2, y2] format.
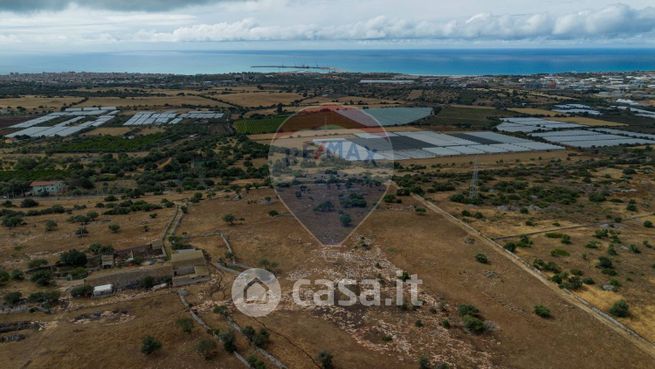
[0, 49, 654, 76]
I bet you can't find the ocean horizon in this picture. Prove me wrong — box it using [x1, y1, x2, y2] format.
[1, 48, 654, 76]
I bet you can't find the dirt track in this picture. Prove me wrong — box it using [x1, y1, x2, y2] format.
[410, 193, 655, 361]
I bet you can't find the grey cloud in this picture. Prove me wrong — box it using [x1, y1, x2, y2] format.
[0, 0, 226, 12]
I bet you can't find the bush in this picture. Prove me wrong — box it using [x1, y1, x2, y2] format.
[30, 270, 53, 286]
[247, 355, 267, 369]
[70, 267, 88, 280]
[223, 214, 237, 225]
[60, 249, 87, 267]
[462, 315, 486, 334]
[177, 318, 194, 334]
[10, 269, 23, 281]
[196, 339, 217, 360]
[45, 220, 57, 232]
[339, 213, 352, 227]
[550, 249, 570, 257]
[457, 304, 480, 317]
[644, 220, 654, 228]
[141, 336, 162, 355]
[4, 291, 22, 305]
[70, 285, 93, 298]
[609, 300, 629, 318]
[317, 351, 334, 369]
[28, 290, 60, 305]
[108, 223, 120, 233]
[534, 305, 551, 318]
[475, 253, 488, 264]
[219, 331, 237, 353]
[28, 259, 48, 268]
[20, 198, 39, 208]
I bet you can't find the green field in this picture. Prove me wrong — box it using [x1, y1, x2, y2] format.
[233, 115, 289, 134]
[427, 106, 518, 129]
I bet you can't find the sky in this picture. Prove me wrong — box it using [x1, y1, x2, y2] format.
[0, 0, 654, 52]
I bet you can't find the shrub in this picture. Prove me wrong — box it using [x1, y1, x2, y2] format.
[30, 270, 53, 286]
[28, 259, 48, 268]
[141, 336, 162, 355]
[10, 269, 23, 281]
[247, 355, 267, 369]
[223, 214, 237, 225]
[268, 210, 279, 217]
[550, 249, 570, 257]
[108, 223, 120, 233]
[457, 304, 480, 317]
[70, 285, 93, 298]
[28, 290, 60, 305]
[317, 351, 334, 369]
[462, 315, 486, 334]
[534, 305, 551, 318]
[60, 249, 87, 267]
[219, 331, 237, 353]
[45, 220, 57, 232]
[20, 198, 39, 208]
[339, 213, 352, 227]
[177, 318, 194, 334]
[504, 242, 517, 253]
[475, 253, 488, 264]
[4, 291, 22, 305]
[609, 300, 630, 318]
[644, 220, 654, 228]
[196, 339, 217, 360]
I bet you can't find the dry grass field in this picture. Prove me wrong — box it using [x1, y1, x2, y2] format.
[508, 107, 562, 116]
[77, 96, 229, 108]
[549, 116, 628, 127]
[172, 189, 655, 368]
[0, 96, 83, 110]
[80, 127, 133, 137]
[211, 92, 304, 107]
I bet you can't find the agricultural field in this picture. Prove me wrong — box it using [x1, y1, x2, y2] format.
[211, 92, 304, 108]
[0, 96, 83, 111]
[76, 96, 230, 109]
[549, 116, 628, 127]
[425, 105, 519, 130]
[508, 107, 561, 116]
[233, 115, 289, 134]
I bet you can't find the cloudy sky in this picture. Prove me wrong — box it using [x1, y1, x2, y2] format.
[1, 0, 654, 51]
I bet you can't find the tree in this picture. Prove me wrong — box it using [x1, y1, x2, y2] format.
[339, 213, 352, 227]
[317, 351, 334, 369]
[644, 220, 653, 228]
[223, 214, 236, 225]
[60, 249, 87, 267]
[45, 220, 58, 232]
[534, 305, 552, 318]
[30, 270, 53, 286]
[141, 336, 162, 355]
[197, 339, 217, 360]
[108, 223, 120, 233]
[219, 331, 237, 353]
[609, 300, 630, 318]
[2, 215, 24, 228]
[176, 318, 194, 334]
